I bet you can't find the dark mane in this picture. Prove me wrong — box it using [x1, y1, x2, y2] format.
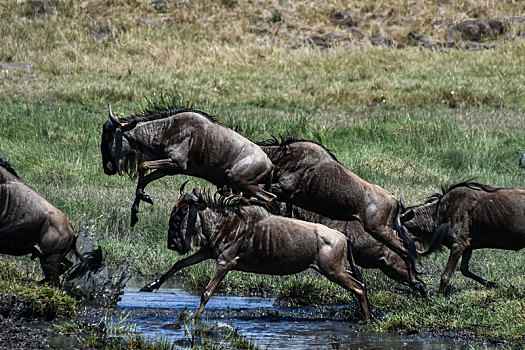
[416, 180, 496, 207]
[256, 135, 339, 162]
[0, 157, 19, 178]
[194, 188, 271, 216]
[125, 105, 220, 124]
[442, 180, 496, 195]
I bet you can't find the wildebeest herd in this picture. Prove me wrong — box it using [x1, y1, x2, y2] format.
[2, 104, 525, 323]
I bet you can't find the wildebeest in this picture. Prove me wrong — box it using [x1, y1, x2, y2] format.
[140, 183, 371, 322]
[519, 153, 525, 167]
[0, 158, 101, 286]
[282, 204, 411, 288]
[101, 105, 276, 226]
[401, 181, 525, 293]
[256, 136, 426, 295]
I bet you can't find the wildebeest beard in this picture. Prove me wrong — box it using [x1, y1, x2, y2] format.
[121, 150, 140, 180]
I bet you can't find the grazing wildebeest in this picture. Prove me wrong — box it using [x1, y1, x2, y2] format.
[101, 104, 276, 226]
[401, 181, 525, 293]
[140, 184, 371, 322]
[282, 204, 411, 288]
[0, 158, 101, 286]
[519, 153, 525, 167]
[256, 136, 426, 295]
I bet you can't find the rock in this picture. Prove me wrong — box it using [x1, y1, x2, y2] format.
[0, 62, 34, 72]
[150, 0, 170, 12]
[29, 0, 54, 16]
[408, 30, 436, 49]
[347, 27, 364, 40]
[305, 34, 333, 49]
[91, 25, 110, 41]
[454, 19, 505, 41]
[279, 1, 294, 9]
[370, 34, 395, 47]
[508, 16, 525, 25]
[331, 10, 354, 27]
[138, 16, 161, 27]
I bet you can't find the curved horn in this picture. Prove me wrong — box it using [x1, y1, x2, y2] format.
[180, 180, 190, 196]
[108, 104, 121, 127]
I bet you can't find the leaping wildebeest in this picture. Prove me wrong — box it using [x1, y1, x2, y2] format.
[140, 184, 371, 322]
[401, 181, 525, 293]
[282, 204, 411, 289]
[256, 136, 426, 295]
[101, 105, 276, 226]
[0, 158, 101, 287]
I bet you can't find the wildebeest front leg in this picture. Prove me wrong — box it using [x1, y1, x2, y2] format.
[460, 248, 497, 288]
[131, 159, 174, 226]
[39, 253, 63, 287]
[140, 249, 210, 292]
[439, 243, 464, 293]
[197, 261, 235, 318]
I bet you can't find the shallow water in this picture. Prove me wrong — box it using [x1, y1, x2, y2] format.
[116, 288, 477, 349]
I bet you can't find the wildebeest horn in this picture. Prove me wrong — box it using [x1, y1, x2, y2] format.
[180, 180, 190, 196]
[108, 104, 121, 127]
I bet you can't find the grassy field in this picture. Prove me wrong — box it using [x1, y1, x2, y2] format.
[1, 0, 525, 347]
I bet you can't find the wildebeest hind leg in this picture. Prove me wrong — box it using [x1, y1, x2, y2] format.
[322, 268, 371, 322]
[460, 248, 497, 288]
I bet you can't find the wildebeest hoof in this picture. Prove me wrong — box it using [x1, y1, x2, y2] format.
[140, 194, 154, 205]
[139, 283, 158, 292]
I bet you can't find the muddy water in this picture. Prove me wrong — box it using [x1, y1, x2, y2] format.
[116, 288, 474, 349]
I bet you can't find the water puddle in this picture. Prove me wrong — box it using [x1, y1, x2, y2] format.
[116, 288, 474, 349]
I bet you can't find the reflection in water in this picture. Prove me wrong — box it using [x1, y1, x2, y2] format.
[116, 289, 474, 349]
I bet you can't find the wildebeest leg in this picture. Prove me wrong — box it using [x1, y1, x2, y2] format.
[39, 253, 62, 287]
[131, 170, 168, 226]
[318, 266, 371, 322]
[196, 261, 235, 318]
[131, 159, 174, 226]
[439, 243, 464, 293]
[460, 248, 497, 288]
[225, 169, 277, 203]
[140, 249, 210, 292]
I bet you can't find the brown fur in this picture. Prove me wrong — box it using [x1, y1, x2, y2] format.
[101, 106, 275, 227]
[282, 204, 411, 289]
[402, 181, 525, 292]
[0, 159, 99, 286]
[257, 136, 425, 295]
[140, 190, 371, 322]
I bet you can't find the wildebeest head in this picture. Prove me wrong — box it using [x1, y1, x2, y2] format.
[100, 105, 138, 176]
[168, 181, 208, 254]
[400, 196, 440, 246]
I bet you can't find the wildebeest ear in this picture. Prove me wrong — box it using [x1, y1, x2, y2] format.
[400, 209, 414, 223]
[120, 119, 138, 132]
[196, 201, 207, 211]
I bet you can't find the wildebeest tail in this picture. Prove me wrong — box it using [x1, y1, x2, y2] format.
[421, 223, 449, 256]
[346, 240, 364, 284]
[394, 202, 419, 270]
[66, 242, 103, 280]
